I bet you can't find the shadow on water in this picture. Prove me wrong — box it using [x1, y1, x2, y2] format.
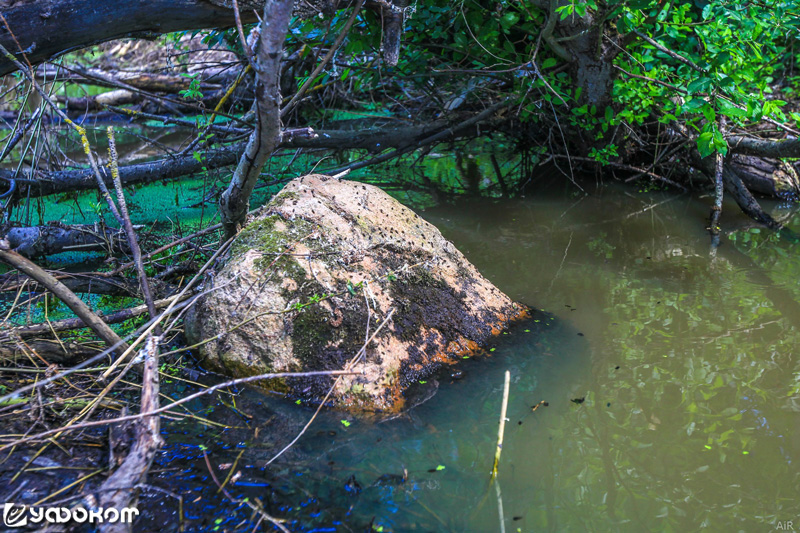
[147, 313, 590, 532]
[140, 177, 800, 532]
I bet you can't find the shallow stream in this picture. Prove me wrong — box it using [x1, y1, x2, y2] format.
[144, 178, 800, 532]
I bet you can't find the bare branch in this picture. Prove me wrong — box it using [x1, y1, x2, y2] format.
[0, 241, 129, 354]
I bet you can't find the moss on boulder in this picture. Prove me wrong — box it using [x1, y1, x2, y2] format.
[185, 174, 528, 412]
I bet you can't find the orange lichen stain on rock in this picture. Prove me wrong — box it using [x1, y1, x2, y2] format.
[440, 304, 530, 360]
[189, 174, 539, 413]
[337, 381, 407, 413]
[444, 337, 480, 359]
[381, 386, 407, 412]
[508, 303, 532, 322]
[375, 306, 531, 414]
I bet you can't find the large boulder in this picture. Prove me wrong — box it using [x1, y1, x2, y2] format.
[186, 175, 528, 412]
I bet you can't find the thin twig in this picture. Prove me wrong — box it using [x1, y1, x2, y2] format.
[281, 0, 364, 117]
[232, 0, 255, 64]
[0, 370, 362, 452]
[0, 241, 128, 354]
[107, 127, 158, 324]
[490, 370, 510, 480]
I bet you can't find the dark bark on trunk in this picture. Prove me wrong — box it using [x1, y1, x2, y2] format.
[1, 145, 243, 199]
[380, 0, 408, 66]
[0, 119, 492, 200]
[219, 0, 294, 238]
[2, 224, 128, 258]
[722, 165, 781, 229]
[539, 1, 621, 110]
[0, 0, 263, 77]
[0, 0, 378, 77]
[728, 135, 800, 159]
[730, 155, 800, 197]
[287, 120, 450, 150]
[689, 149, 781, 228]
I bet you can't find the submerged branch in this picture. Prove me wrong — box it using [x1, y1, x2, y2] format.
[728, 135, 800, 159]
[1, 224, 128, 258]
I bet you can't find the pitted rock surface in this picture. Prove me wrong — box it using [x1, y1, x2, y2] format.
[185, 174, 528, 412]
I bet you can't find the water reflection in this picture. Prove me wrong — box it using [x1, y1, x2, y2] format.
[150, 182, 799, 531]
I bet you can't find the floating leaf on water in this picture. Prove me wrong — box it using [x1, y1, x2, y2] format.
[341, 420, 351, 427]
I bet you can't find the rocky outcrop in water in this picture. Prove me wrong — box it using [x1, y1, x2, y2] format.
[185, 174, 528, 412]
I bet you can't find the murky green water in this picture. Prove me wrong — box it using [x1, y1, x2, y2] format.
[148, 180, 800, 532]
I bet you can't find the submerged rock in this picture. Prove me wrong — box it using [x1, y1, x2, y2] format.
[185, 174, 527, 412]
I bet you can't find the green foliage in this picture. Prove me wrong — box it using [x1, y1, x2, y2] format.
[320, 0, 799, 163]
[179, 73, 203, 100]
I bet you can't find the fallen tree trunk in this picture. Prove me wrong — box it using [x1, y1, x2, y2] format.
[287, 119, 450, 151]
[0, 338, 102, 363]
[722, 165, 781, 229]
[97, 335, 162, 533]
[1, 119, 478, 199]
[57, 88, 241, 113]
[688, 149, 782, 229]
[57, 90, 143, 112]
[0, 0, 264, 77]
[728, 135, 800, 159]
[0, 0, 396, 78]
[1, 145, 243, 198]
[729, 155, 800, 198]
[2, 224, 128, 258]
[38, 66, 224, 94]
